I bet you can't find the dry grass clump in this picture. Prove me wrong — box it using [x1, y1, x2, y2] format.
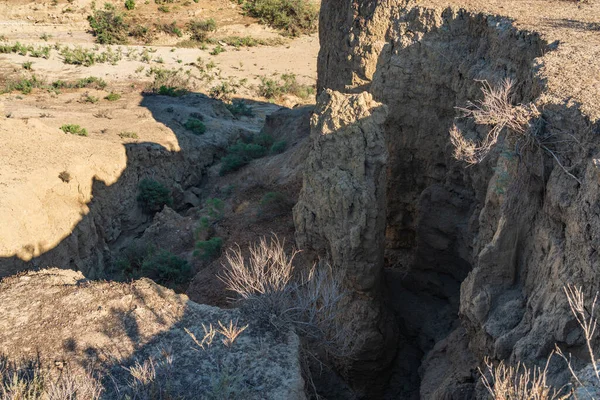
[480, 357, 568, 400]
[450, 79, 582, 184]
[481, 284, 600, 399]
[450, 79, 539, 165]
[219, 235, 355, 356]
[0, 356, 103, 400]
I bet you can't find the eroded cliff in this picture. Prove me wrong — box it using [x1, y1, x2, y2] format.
[313, 0, 600, 397]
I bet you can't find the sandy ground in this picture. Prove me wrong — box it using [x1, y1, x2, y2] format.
[0, 0, 318, 262]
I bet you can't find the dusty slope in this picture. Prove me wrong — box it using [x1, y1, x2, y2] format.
[0, 268, 306, 399]
[0, 0, 318, 278]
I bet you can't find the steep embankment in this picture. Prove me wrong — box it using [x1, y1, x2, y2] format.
[310, 0, 600, 397]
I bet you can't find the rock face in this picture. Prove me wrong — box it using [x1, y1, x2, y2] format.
[316, 0, 600, 397]
[293, 90, 396, 393]
[0, 268, 306, 399]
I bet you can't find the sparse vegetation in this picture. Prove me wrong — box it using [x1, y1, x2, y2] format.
[87, 3, 129, 44]
[60, 124, 88, 136]
[258, 73, 315, 99]
[146, 67, 190, 96]
[226, 100, 254, 117]
[195, 237, 223, 259]
[240, 0, 319, 36]
[219, 236, 355, 354]
[219, 133, 276, 175]
[186, 18, 217, 42]
[450, 79, 582, 184]
[137, 178, 173, 213]
[105, 92, 121, 101]
[184, 117, 206, 135]
[125, 0, 136, 10]
[119, 131, 139, 139]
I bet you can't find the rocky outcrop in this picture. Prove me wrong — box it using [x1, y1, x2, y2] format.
[0, 268, 306, 399]
[293, 90, 396, 393]
[317, 0, 600, 397]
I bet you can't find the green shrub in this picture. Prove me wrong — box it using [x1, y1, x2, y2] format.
[209, 82, 237, 101]
[194, 237, 223, 260]
[270, 140, 287, 154]
[22, 61, 32, 70]
[219, 154, 247, 175]
[125, 0, 135, 10]
[141, 249, 191, 285]
[83, 94, 99, 103]
[157, 21, 183, 37]
[252, 133, 275, 148]
[258, 73, 315, 99]
[186, 18, 217, 42]
[87, 4, 129, 44]
[205, 198, 225, 220]
[210, 44, 225, 55]
[218, 133, 275, 175]
[60, 46, 97, 66]
[146, 67, 189, 96]
[3, 75, 45, 94]
[184, 117, 206, 135]
[76, 76, 107, 89]
[241, 0, 318, 36]
[105, 92, 121, 101]
[158, 5, 170, 12]
[226, 100, 254, 117]
[119, 131, 138, 139]
[60, 124, 88, 136]
[137, 178, 172, 213]
[129, 24, 155, 43]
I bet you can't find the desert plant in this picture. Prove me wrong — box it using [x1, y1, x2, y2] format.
[270, 139, 287, 154]
[184, 117, 206, 135]
[186, 18, 217, 42]
[60, 124, 88, 136]
[125, 0, 135, 9]
[22, 61, 32, 70]
[141, 249, 191, 285]
[226, 100, 254, 117]
[195, 237, 223, 259]
[450, 79, 583, 186]
[0, 355, 103, 400]
[240, 0, 318, 36]
[87, 3, 129, 44]
[119, 131, 138, 139]
[257, 73, 315, 99]
[137, 178, 172, 213]
[218, 236, 353, 354]
[146, 67, 190, 96]
[105, 92, 121, 101]
[479, 357, 566, 400]
[210, 44, 225, 55]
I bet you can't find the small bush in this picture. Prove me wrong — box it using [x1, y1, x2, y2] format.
[119, 131, 138, 139]
[60, 46, 97, 66]
[60, 124, 88, 136]
[142, 249, 191, 285]
[87, 4, 129, 44]
[125, 0, 135, 10]
[219, 154, 247, 176]
[105, 92, 121, 101]
[270, 140, 287, 154]
[137, 178, 172, 213]
[210, 44, 225, 55]
[184, 117, 206, 135]
[226, 100, 254, 117]
[146, 67, 189, 96]
[157, 21, 183, 37]
[194, 237, 223, 259]
[76, 76, 107, 89]
[258, 73, 315, 99]
[3, 75, 45, 94]
[241, 0, 318, 36]
[22, 61, 32, 70]
[186, 19, 216, 42]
